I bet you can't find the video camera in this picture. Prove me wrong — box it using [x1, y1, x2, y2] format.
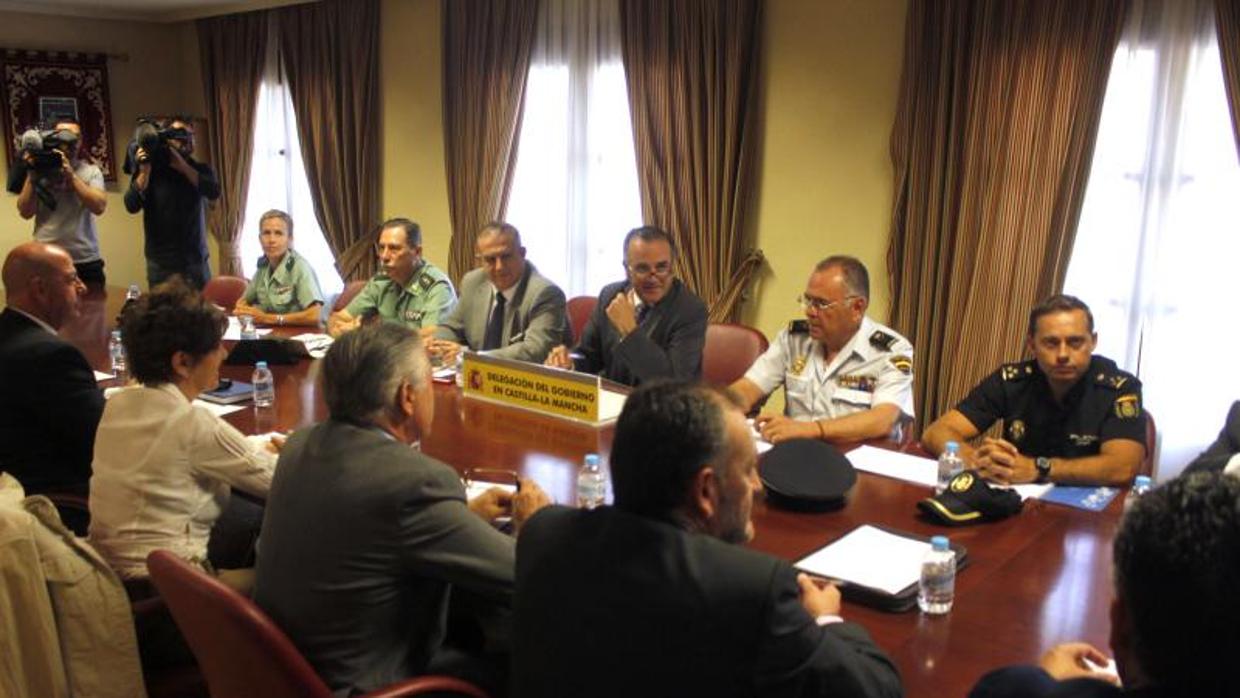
[4, 127, 80, 208]
[122, 118, 192, 174]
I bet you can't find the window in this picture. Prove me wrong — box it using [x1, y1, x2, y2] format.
[1065, 0, 1240, 476]
[239, 27, 343, 296]
[504, 0, 643, 297]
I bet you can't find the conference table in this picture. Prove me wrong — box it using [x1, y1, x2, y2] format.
[62, 286, 1123, 698]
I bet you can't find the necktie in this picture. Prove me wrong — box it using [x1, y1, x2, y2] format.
[636, 304, 651, 326]
[483, 292, 506, 350]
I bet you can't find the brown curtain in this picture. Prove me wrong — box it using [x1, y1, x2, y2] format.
[443, 0, 540, 285]
[619, 0, 763, 323]
[887, 0, 1128, 430]
[1217, 0, 1240, 150]
[197, 12, 267, 276]
[276, 0, 381, 281]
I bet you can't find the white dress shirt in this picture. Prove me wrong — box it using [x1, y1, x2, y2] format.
[88, 382, 276, 578]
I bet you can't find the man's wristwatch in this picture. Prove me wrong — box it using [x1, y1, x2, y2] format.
[1035, 457, 1052, 484]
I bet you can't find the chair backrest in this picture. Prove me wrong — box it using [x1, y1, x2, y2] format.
[146, 550, 334, 698]
[333, 280, 368, 312]
[566, 296, 597, 345]
[1140, 409, 1157, 478]
[145, 551, 490, 698]
[701, 323, 769, 387]
[202, 276, 248, 313]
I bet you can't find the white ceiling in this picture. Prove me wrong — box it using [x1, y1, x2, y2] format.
[0, 0, 316, 23]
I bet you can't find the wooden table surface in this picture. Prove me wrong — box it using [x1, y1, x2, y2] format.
[64, 286, 1121, 698]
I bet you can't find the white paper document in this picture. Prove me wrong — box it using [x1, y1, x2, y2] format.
[796, 524, 931, 596]
[464, 480, 517, 501]
[847, 445, 1052, 502]
[94, 370, 114, 382]
[192, 399, 247, 417]
[223, 316, 273, 342]
[847, 445, 938, 487]
[289, 333, 334, 358]
[747, 419, 774, 455]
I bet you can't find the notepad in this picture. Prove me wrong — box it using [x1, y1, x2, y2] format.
[796, 525, 932, 596]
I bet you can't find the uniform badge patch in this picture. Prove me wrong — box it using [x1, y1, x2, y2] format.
[951, 471, 975, 493]
[869, 330, 896, 350]
[790, 355, 808, 376]
[404, 310, 424, 321]
[1008, 419, 1026, 443]
[839, 374, 876, 392]
[418, 274, 434, 290]
[1114, 394, 1141, 419]
[889, 355, 913, 375]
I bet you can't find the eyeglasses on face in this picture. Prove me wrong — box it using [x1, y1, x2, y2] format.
[627, 261, 673, 277]
[797, 294, 857, 312]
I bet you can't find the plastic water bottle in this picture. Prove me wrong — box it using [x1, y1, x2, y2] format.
[577, 453, 606, 509]
[108, 330, 126, 375]
[936, 441, 964, 494]
[252, 361, 275, 408]
[918, 535, 956, 615]
[1123, 475, 1153, 515]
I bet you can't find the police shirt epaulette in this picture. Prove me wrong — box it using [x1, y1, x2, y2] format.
[1000, 362, 1034, 382]
[869, 330, 896, 351]
[788, 319, 809, 333]
[1093, 371, 1130, 390]
[418, 274, 435, 290]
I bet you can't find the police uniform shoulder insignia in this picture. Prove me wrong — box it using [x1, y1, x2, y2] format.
[418, 273, 435, 291]
[889, 355, 913, 375]
[869, 330, 896, 351]
[1007, 419, 1026, 443]
[1114, 393, 1141, 419]
[788, 319, 809, 334]
[1000, 362, 1032, 382]
[1094, 372, 1130, 390]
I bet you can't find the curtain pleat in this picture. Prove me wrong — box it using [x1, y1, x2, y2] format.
[1217, 0, 1240, 151]
[196, 11, 267, 276]
[442, 0, 541, 285]
[619, 0, 763, 322]
[887, 0, 1128, 431]
[276, 0, 381, 281]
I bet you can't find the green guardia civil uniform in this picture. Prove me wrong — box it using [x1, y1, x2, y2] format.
[242, 249, 325, 314]
[345, 260, 457, 329]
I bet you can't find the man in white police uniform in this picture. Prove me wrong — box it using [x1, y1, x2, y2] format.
[729, 256, 914, 444]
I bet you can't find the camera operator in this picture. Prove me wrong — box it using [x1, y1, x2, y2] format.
[123, 117, 220, 290]
[13, 119, 108, 286]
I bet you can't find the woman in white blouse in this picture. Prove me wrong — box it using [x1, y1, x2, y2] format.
[89, 279, 279, 591]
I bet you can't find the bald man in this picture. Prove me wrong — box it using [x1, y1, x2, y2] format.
[0, 241, 103, 495]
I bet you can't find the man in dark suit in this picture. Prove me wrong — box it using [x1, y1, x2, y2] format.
[428, 222, 569, 364]
[0, 241, 103, 495]
[253, 323, 549, 696]
[545, 225, 707, 386]
[1184, 401, 1240, 475]
[969, 472, 1240, 698]
[513, 382, 902, 698]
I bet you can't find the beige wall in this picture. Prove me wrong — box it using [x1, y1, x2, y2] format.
[0, 11, 203, 288]
[743, 0, 907, 338]
[380, 0, 453, 266]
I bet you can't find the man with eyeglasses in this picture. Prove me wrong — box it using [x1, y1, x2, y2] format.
[123, 116, 219, 289]
[922, 295, 1146, 487]
[0, 241, 104, 496]
[545, 225, 707, 387]
[730, 256, 914, 444]
[328, 218, 456, 338]
[425, 221, 569, 364]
